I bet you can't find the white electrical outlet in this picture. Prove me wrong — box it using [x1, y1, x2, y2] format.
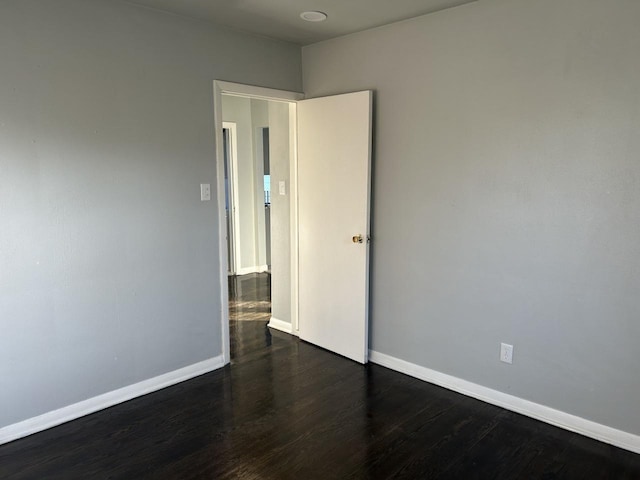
[500, 343, 514, 364]
[200, 183, 211, 201]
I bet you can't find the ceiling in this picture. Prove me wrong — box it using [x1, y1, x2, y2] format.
[123, 0, 478, 45]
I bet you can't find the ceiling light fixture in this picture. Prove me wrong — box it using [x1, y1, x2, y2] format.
[300, 11, 328, 22]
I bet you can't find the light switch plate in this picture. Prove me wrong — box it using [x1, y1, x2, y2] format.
[200, 183, 211, 201]
[279, 180, 286, 196]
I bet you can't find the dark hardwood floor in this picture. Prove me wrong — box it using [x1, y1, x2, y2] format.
[1, 275, 639, 479]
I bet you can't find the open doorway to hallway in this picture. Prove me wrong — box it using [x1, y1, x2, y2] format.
[220, 94, 295, 360]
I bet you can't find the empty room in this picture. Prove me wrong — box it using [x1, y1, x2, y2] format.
[1, 0, 639, 478]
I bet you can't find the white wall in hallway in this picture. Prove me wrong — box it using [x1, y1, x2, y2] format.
[269, 102, 293, 326]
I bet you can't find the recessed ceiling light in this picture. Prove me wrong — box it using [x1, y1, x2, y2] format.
[300, 11, 328, 22]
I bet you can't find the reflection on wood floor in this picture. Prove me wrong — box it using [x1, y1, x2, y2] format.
[228, 272, 271, 322]
[228, 273, 272, 362]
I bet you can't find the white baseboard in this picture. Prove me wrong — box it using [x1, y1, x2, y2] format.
[368, 350, 640, 455]
[235, 265, 269, 276]
[268, 316, 293, 334]
[0, 355, 225, 446]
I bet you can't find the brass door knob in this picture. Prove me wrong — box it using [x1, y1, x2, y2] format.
[352, 234, 364, 244]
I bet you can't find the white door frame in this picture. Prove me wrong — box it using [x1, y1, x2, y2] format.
[213, 80, 304, 365]
[222, 122, 240, 274]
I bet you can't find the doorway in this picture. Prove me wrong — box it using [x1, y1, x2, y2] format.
[260, 127, 272, 270]
[217, 88, 301, 363]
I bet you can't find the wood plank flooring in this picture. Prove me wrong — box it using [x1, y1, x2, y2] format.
[1, 274, 639, 479]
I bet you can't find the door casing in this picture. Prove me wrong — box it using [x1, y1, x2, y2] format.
[213, 80, 303, 365]
[222, 122, 240, 275]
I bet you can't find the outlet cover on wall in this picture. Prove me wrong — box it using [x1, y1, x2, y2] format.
[500, 343, 514, 364]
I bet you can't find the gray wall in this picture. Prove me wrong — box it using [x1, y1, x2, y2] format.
[303, 0, 640, 435]
[268, 102, 292, 325]
[0, 0, 300, 428]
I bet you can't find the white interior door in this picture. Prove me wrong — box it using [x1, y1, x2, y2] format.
[297, 90, 372, 364]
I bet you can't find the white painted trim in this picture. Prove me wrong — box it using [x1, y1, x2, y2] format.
[268, 316, 294, 334]
[368, 350, 640, 455]
[235, 265, 269, 276]
[362, 91, 373, 363]
[288, 102, 300, 334]
[223, 121, 241, 275]
[216, 81, 303, 103]
[214, 82, 231, 365]
[214, 80, 304, 366]
[0, 356, 225, 446]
